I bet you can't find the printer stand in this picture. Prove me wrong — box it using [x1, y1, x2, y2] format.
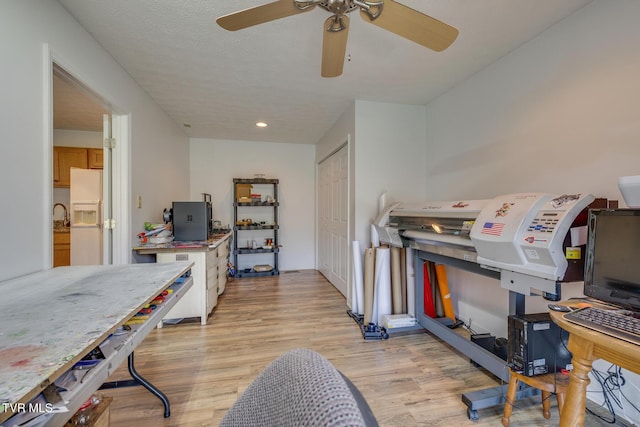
[414, 250, 538, 420]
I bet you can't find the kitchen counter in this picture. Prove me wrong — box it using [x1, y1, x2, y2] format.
[53, 228, 71, 267]
[133, 231, 232, 326]
[133, 231, 232, 255]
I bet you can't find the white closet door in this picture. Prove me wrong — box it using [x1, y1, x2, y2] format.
[317, 144, 348, 296]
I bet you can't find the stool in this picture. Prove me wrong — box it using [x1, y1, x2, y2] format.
[501, 368, 570, 426]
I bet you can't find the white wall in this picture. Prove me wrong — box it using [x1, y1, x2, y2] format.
[425, 0, 640, 332]
[189, 138, 316, 271]
[0, 1, 189, 280]
[316, 102, 356, 162]
[316, 101, 428, 247]
[54, 129, 103, 148]
[423, 1, 640, 422]
[353, 101, 428, 245]
[315, 101, 427, 298]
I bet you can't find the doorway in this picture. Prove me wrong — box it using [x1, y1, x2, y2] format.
[51, 63, 115, 266]
[317, 143, 349, 296]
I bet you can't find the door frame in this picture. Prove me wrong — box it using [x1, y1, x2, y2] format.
[45, 46, 130, 266]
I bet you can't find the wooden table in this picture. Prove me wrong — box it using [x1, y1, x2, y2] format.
[0, 262, 193, 426]
[550, 309, 640, 426]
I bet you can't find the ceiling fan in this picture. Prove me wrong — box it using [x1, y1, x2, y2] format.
[216, 0, 458, 78]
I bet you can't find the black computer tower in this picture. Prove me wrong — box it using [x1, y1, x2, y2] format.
[172, 201, 211, 241]
[508, 313, 572, 376]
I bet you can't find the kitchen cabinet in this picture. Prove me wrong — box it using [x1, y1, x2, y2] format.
[88, 148, 104, 169]
[53, 146, 103, 187]
[134, 233, 231, 327]
[53, 147, 88, 187]
[156, 250, 216, 326]
[233, 178, 279, 278]
[53, 231, 70, 267]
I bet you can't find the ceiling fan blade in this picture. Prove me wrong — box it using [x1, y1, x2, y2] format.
[360, 0, 458, 51]
[321, 15, 350, 78]
[217, 0, 315, 31]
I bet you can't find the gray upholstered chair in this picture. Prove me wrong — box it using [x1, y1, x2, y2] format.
[219, 348, 378, 427]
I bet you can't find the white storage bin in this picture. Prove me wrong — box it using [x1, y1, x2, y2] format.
[618, 175, 640, 207]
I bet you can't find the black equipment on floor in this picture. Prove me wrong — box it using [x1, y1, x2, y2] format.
[508, 312, 572, 377]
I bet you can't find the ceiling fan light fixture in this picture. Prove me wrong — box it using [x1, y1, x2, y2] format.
[218, 0, 458, 76]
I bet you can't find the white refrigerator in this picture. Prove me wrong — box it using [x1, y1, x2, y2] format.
[70, 168, 103, 265]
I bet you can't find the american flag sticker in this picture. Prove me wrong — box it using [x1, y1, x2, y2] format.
[481, 222, 505, 236]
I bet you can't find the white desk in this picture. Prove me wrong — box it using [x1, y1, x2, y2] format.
[0, 262, 193, 426]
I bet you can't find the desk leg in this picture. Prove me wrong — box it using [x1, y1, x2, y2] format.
[100, 352, 171, 418]
[560, 335, 595, 427]
[128, 352, 171, 418]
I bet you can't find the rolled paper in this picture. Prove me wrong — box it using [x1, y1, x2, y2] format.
[405, 248, 415, 316]
[435, 264, 456, 323]
[374, 247, 392, 325]
[423, 261, 437, 318]
[390, 246, 403, 314]
[363, 247, 376, 324]
[351, 241, 364, 315]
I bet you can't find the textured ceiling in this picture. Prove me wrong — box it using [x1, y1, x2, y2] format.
[55, 0, 592, 144]
[53, 69, 108, 132]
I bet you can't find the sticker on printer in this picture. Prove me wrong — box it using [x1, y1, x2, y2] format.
[524, 236, 548, 244]
[566, 247, 582, 259]
[481, 222, 505, 236]
[495, 202, 515, 218]
[525, 249, 540, 260]
[551, 194, 581, 208]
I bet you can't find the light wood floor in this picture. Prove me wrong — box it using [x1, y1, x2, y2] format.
[103, 270, 618, 426]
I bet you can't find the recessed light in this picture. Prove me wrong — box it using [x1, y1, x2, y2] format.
[256, 122, 268, 128]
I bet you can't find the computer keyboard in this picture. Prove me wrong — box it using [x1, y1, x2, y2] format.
[564, 306, 640, 346]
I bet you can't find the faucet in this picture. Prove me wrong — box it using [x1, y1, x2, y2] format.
[53, 203, 68, 227]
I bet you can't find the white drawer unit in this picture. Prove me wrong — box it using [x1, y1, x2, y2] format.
[133, 233, 232, 327]
[157, 249, 218, 326]
[206, 247, 219, 313]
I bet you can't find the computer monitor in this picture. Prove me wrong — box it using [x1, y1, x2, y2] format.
[584, 209, 640, 311]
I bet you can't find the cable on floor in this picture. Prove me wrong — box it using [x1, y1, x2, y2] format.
[587, 364, 621, 424]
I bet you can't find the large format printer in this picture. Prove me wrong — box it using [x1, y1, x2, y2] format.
[374, 192, 595, 419]
[376, 192, 594, 297]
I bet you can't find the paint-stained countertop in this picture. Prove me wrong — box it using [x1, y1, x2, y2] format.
[0, 262, 192, 420]
[133, 231, 232, 254]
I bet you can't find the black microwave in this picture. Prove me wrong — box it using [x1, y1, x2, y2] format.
[172, 201, 212, 241]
